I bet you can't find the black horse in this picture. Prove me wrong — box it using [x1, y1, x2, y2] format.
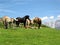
[15, 15, 30, 28]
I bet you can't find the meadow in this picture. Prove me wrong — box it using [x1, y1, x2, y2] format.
[0, 27, 60, 45]
[0, 22, 60, 45]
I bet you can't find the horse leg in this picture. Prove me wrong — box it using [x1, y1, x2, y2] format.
[11, 22, 13, 28]
[17, 23, 19, 27]
[4, 20, 8, 29]
[38, 22, 41, 29]
[38, 23, 40, 29]
[5, 22, 8, 29]
[9, 22, 11, 28]
[3, 21, 5, 28]
[24, 22, 27, 28]
[16, 21, 19, 27]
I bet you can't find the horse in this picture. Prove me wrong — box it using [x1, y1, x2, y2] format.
[26, 17, 42, 29]
[15, 15, 30, 28]
[33, 17, 42, 29]
[26, 19, 31, 28]
[2, 16, 16, 29]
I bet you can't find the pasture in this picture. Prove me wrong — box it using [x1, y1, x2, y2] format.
[0, 26, 60, 45]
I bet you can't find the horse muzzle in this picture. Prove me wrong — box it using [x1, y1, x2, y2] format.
[16, 19, 18, 21]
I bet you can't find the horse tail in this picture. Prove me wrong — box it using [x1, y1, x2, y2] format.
[4, 18, 8, 29]
[38, 18, 42, 29]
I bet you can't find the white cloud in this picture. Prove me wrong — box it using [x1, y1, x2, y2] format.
[57, 15, 60, 20]
[57, 15, 60, 18]
[41, 16, 48, 21]
[49, 16, 54, 19]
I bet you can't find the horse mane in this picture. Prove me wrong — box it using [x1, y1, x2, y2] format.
[23, 15, 29, 19]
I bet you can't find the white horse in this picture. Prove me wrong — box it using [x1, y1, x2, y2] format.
[26, 19, 34, 28]
[2, 16, 15, 29]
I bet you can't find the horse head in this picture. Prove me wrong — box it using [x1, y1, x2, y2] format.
[24, 15, 30, 20]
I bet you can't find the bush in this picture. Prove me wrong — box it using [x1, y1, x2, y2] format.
[41, 24, 49, 28]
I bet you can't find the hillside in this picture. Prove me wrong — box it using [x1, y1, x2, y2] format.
[0, 27, 60, 45]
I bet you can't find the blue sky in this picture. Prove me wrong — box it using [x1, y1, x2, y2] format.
[0, 0, 60, 19]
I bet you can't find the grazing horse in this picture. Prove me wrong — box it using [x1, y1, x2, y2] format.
[26, 17, 42, 29]
[2, 16, 16, 29]
[32, 17, 42, 29]
[15, 15, 30, 28]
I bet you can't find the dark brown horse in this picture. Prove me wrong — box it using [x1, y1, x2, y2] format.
[15, 15, 30, 28]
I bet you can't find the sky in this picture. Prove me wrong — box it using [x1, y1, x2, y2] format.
[0, 0, 60, 20]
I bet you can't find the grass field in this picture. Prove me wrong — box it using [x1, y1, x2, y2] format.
[0, 27, 60, 45]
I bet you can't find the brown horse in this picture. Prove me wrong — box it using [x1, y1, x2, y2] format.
[33, 17, 42, 29]
[2, 16, 15, 29]
[26, 17, 42, 29]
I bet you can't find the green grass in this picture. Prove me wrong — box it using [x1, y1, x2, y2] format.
[0, 27, 60, 45]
